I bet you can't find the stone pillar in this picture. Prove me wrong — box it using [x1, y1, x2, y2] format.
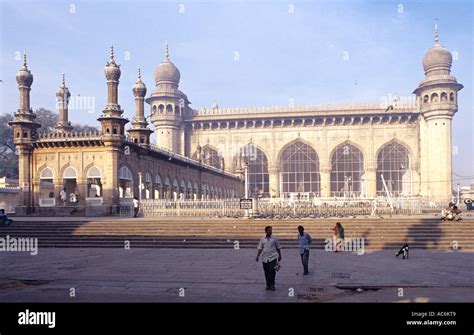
[365, 167, 377, 198]
[320, 167, 331, 198]
[268, 164, 280, 198]
[17, 147, 32, 207]
[102, 147, 120, 208]
[76, 178, 87, 206]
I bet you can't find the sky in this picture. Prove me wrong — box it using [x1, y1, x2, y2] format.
[0, 0, 473, 184]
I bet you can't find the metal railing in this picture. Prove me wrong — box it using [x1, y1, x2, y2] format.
[140, 199, 244, 217]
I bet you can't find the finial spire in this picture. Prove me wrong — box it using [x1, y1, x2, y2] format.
[110, 46, 115, 60]
[23, 52, 28, 69]
[137, 65, 142, 80]
[61, 73, 65, 87]
[434, 18, 439, 46]
[164, 40, 169, 61]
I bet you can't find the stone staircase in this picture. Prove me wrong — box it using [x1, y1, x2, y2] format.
[1, 217, 473, 250]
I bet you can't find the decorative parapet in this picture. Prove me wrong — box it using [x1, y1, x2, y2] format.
[192, 100, 418, 117]
[34, 130, 103, 147]
[37, 130, 101, 140]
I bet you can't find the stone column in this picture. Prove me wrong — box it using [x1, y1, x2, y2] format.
[320, 167, 331, 197]
[268, 164, 280, 198]
[365, 167, 377, 198]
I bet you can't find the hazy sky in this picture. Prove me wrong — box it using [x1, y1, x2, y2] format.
[1, 0, 472, 184]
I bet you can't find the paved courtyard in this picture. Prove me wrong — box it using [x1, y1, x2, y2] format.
[0, 247, 473, 302]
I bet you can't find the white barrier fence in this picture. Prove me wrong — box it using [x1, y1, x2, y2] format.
[258, 197, 423, 216]
[140, 199, 243, 217]
[137, 196, 427, 217]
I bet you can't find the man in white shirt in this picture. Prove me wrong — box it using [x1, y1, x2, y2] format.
[133, 197, 140, 218]
[256, 226, 282, 291]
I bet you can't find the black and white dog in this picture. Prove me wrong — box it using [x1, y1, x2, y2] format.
[396, 244, 409, 259]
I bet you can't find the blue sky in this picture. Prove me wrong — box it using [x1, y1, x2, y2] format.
[1, 0, 473, 184]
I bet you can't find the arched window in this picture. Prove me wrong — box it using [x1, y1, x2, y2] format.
[192, 145, 222, 169]
[86, 166, 102, 198]
[330, 143, 364, 197]
[449, 93, 454, 102]
[280, 140, 320, 197]
[440, 92, 448, 102]
[423, 95, 429, 104]
[142, 172, 152, 199]
[172, 178, 179, 201]
[62, 166, 78, 205]
[119, 166, 133, 198]
[237, 144, 269, 197]
[39, 167, 55, 206]
[166, 104, 173, 114]
[376, 141, 411, 196]
[431, 93, 438, 103]
[152, 105, 157, 115]
[154, 175, 162, 199]
[158, 104, 164, 114]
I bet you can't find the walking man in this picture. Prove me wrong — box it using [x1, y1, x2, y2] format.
[297, 225, 312, 275]
[256, 226, 282, 291]
[133, 197, 140, 218]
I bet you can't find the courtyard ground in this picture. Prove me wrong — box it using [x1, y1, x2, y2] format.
[0, 247, 472, 302]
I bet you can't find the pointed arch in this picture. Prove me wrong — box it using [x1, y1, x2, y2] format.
[39, 167, 54, 179]
[376, 140, 412, 196]
[235, 143, 269, 197]
[278, 139, 320, 195]
[191, 144, 222, 169]
[329, 141, 364, 196]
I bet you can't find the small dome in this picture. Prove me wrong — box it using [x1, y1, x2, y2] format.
[154, 60, 180, 85]
[104, 46, 121, 81]
[154, 42, 180, 86]
[56, 74, 71, 98]
[422, 22, 452, 76]
[16, 53, 33, 87]
[423, 45, 452, 75]
[132, 67, 147, 97]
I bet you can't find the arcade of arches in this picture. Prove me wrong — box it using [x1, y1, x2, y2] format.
[192, 139, 413, 199]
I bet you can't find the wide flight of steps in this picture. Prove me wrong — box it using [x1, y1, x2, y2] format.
[1, 216, 473, 250]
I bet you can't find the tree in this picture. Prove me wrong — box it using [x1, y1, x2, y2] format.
[35, 108, 58, 133]
[0, 114, 17, 178]
[73, 124, 98, 132]
[0, 108, 98, 179]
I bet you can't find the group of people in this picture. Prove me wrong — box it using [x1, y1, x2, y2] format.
[255, 222, 344, 291]
[440, 202, 462, 221]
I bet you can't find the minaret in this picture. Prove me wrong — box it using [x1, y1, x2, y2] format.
[97, 47, 129, 209]
[147, 41, 189, 154]
[8, 53, 41, 213]
[55, 74, 73, 133]
[97, 46, 129, 139]
[128, 66, 153, 144]
[414, 21, 463, 202]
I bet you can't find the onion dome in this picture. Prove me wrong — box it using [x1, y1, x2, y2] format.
[154, 41, 180, 86]
[16, 53, 33, 87]
[132, 66, 147, 97]
[56, 73, 71, 99]
[422, 21, 453, 76]
[104, 46, 121, 81]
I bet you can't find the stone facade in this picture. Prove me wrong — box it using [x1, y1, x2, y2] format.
[9, 49, 243, 215]
[9, 25, 462, 215]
